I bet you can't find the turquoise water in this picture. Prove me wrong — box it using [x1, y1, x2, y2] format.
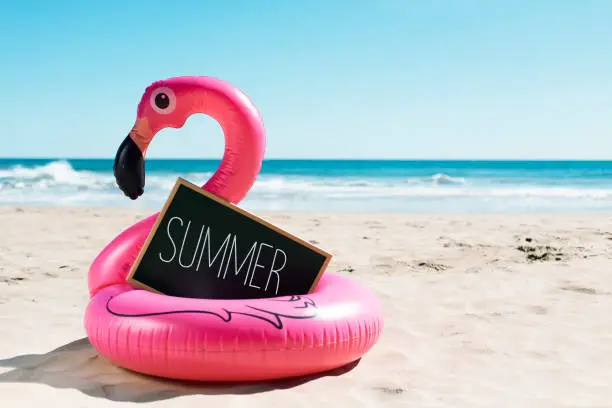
[1, 158, 612, 212]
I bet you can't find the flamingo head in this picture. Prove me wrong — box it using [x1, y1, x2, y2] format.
[113, 76, 265, 202]
[113, 78, 197, 200]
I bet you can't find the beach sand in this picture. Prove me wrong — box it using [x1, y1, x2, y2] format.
[1, 206, 611, 407]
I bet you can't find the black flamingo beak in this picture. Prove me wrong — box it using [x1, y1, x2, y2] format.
[113, 135, 145, 200]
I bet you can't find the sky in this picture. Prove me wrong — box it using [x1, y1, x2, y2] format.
[0, 0, 611, 160]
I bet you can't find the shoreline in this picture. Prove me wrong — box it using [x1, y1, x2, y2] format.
[5, 203, 612, 216]
[3, 158, 612, 215]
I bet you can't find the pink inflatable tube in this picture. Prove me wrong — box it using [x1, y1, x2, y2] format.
[84, 76, 384, 382]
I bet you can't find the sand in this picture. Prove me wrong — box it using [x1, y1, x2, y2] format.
[1, 206, 611, 407]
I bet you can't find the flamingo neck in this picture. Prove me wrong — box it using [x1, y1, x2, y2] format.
[170, 79, 265, 205]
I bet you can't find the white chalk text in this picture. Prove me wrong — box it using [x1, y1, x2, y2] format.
[158, 216, 286, 295]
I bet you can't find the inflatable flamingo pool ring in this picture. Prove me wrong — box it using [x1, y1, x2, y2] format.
[84, 76, 384, 382]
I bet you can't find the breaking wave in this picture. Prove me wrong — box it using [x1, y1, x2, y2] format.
[1, 160, 612, 212]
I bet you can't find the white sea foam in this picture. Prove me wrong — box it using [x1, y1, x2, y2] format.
[1, 160, 612, 212]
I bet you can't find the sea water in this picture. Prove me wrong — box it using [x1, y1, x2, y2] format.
[1, 158, 612, 213]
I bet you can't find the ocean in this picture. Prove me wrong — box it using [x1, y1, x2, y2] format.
[1, 158, 612, 213]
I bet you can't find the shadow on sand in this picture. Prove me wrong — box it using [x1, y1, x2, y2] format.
[0, 337, 359, 402]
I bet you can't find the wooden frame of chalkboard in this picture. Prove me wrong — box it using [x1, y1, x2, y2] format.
[125, 177, 333, 298]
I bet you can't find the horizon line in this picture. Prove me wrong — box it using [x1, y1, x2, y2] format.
[1, 156, 612, 162]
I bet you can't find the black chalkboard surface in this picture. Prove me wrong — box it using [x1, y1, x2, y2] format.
[126, 177, 332, 300]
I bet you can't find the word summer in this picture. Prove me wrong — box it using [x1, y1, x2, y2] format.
[158, 216, 286, 295]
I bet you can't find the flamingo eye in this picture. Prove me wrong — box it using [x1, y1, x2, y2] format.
[150, 87, 176, 114]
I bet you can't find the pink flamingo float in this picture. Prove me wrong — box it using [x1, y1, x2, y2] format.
[84, 76, 384, 382]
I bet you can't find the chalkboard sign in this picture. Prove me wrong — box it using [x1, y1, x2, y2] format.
[126, 177, 332, 300]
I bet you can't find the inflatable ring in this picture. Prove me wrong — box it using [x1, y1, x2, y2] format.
[84, 76, 384, 382]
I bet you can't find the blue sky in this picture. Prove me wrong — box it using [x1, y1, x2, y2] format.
[0, 0, 610, 159]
